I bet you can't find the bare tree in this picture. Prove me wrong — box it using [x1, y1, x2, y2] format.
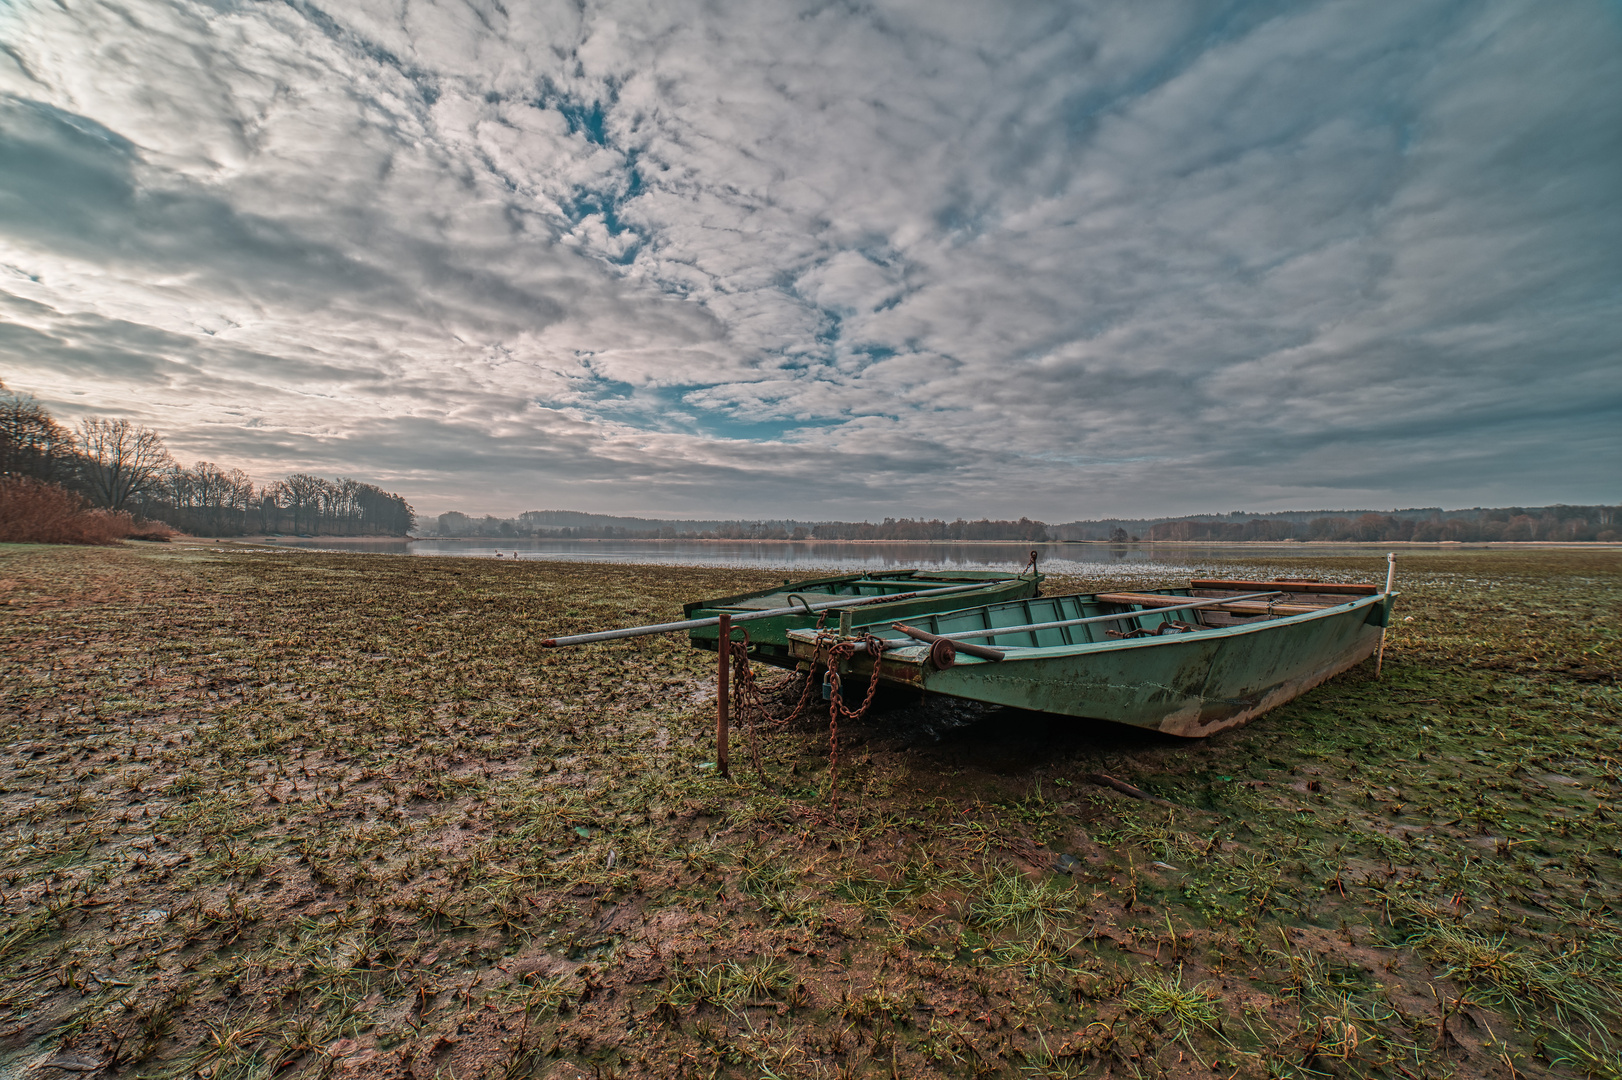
[0, 380, 76, 483]
[279, 473, 328, 534]
[76, 418, 173, 511]
[256, 485, 280, 533]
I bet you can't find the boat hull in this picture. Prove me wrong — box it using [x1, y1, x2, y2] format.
[686, 570, 1041, 669]
[788, 592, 1396, 737]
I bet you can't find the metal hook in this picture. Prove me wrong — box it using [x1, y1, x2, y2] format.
[1024, 550, 1041, 596]
[786, 593, 814, 615]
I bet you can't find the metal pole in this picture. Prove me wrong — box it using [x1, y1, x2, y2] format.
[716, 613, 731, 779]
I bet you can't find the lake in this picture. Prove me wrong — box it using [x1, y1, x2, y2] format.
[260, 537, 1414, 575]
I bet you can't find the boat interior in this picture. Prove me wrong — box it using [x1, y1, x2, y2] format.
[854, 579, 1380, 651]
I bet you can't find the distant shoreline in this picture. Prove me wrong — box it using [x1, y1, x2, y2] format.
[215, 535, 1622, 551]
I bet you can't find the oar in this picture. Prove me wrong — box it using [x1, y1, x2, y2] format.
[539, 580, 1015, 647]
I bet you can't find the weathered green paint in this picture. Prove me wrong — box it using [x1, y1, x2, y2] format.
[787, 587, 1399, 737]
[686, 569, 1041, 669]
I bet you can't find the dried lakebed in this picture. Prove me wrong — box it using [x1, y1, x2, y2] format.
[0, 543, 1618, 1079]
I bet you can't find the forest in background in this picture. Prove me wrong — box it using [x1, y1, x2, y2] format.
[0, 380, 414, 538]
[1155, 509, 1617, 543]
[431, 511, 1053, 542]
[432, 505, 1619, 543]
[1057, 506, 1619, 543]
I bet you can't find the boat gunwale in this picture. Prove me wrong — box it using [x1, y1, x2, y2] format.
[787, 590, 1395, 667]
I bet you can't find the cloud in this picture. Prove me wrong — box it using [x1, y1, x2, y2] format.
[0, 0, 1616, 518]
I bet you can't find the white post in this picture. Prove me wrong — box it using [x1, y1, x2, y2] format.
[1376, 553, 1395, 678]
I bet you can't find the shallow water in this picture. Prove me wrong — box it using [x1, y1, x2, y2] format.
[261, 537, 1408, 575]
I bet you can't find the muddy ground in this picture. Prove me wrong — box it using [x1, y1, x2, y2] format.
[0, 543, 1618, 1079]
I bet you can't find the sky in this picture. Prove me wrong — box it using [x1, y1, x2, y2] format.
[0, 0, 1618, 521]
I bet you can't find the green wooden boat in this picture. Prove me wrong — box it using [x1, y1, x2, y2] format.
[785, 576, 1397, 737]
[685, 568, 1043, 669]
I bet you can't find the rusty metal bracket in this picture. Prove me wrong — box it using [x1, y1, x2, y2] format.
[892, 621, 1006, 663]
[716, 613, 732, 779]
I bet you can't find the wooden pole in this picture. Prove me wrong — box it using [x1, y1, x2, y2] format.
[716, 613, 731, 779]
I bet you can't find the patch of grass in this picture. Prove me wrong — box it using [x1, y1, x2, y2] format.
[1398, 911, 1622, 1037]
[658, 955, 794, 1012]
[965, 862, 1078, 934]
[1124, 969, 1222, 1035]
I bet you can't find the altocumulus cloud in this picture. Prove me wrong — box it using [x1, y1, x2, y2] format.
[0, 0, 1617, 517]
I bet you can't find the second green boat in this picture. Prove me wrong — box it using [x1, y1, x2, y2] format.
[685, 567, 1043, 669]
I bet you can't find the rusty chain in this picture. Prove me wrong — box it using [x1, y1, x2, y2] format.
[721, 616, 886, 805]
[810, 631, 888, 805]
[724, 629, 768, 775]
[724, 612, 828, 762]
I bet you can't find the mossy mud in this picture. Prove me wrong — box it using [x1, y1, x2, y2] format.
[0, 543, 1617, 1079]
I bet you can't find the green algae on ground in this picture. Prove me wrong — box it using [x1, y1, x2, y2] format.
[0, 542, 1617, 1078]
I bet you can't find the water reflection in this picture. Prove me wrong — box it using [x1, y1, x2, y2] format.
[260, 538, 1381, 574]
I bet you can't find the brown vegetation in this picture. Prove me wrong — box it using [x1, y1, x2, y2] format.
[0, 476, 150, 545]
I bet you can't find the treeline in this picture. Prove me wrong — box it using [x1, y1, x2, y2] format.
[1143, 507, 1618, 543]
[434, 510, 806, 539]
[140, 468, 416, 537]
[433, 511, 1050, 542]
[808, 517, 1050, 541]
[1, 379, 414, 538]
